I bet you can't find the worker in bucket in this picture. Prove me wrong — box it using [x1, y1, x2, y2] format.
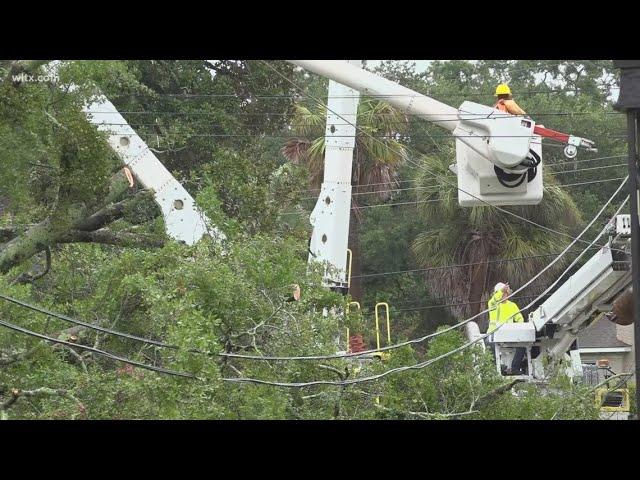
[487, 282, 527, 375]
[494, 84, 527, 116]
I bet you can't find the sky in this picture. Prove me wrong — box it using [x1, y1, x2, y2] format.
[367, 60, 432, 72]
[366, 60, 618, 101]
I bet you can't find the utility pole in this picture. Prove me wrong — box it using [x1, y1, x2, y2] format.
[613, 60, 640, 419]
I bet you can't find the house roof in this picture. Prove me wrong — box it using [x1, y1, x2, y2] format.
[577, 318, 630, 349]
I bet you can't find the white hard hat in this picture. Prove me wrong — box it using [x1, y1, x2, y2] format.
[494, 282, 507, 292]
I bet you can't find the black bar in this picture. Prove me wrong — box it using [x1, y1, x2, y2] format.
[626, 110, 640, 419]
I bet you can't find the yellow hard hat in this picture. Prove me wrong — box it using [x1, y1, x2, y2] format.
[495, 84, 512, 96]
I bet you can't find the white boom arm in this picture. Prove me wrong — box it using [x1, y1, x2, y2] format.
[291, 60, 539, 169]
[290, 59, 545, 289]
[307, 61, 361, 290]
[47, 60, 223, 246]
[83, 96, 225, 246]
[289, 60, 546, 207]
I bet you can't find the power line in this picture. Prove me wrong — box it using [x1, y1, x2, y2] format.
[281, 177, 628, 216]
[108, 85, 619, 100]
[300, 155, 628, 193]
[0, 317, 195, 378]
[395, 293, 549, 313]
[549, 177, 627, 188]
[352, 248, 602, 280]
[84, 112, 627, 127]
[296, 164, 628, 202]
[95, 128, 628, 140]
[356, 279, 555, 312]
[0, 293, 180, 349]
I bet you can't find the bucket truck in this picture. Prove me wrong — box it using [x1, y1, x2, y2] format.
[289, 60, 597, 293]
[296, 63, 634, 416]
[485, 214, 632, 382]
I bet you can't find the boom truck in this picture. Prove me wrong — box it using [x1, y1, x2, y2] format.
[288, 61, 633, 409]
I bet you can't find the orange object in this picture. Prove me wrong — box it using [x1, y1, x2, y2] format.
[494, 99, 526, 115]
[123, 167, 135, 188]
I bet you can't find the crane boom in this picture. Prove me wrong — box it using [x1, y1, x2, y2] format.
[308, 60, 361, 290]
[83, 96, 225, 246]
[290, 60, 459, 131]
[289, 60, 547, 207]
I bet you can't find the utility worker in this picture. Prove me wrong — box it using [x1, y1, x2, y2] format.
[494, 84, 527, 116]
[487, 282, 524, 333]
[487, 282, 527, 375]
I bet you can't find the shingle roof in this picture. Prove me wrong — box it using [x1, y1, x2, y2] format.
[577, 318, 631, 349]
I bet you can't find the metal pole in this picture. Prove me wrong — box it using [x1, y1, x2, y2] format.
[626, 110, 640, 419]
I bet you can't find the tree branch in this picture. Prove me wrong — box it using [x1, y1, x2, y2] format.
[59, 229, 165, 248]
[75, 189, 150, 232]
[11, 247, 51, 285]
[474, 379, 525, 408]
[0, 387, 85, 419]
[0, 345, 42, 366]
[0, 227, 20, 243]
[53, 344, 88, 375]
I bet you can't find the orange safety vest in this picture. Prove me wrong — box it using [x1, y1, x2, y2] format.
[494, 99, 508, 113]
[494, 99, 526, 116]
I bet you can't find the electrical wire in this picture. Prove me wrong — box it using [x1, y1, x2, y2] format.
[351, 248, 603, 280]
[0, 293, 180, 349]
[0, 317, 195, 378]
[281, 177, 628, 216]
[300, 156, 627, 193]
[93, 129, 629, 141]
[295, 164, 628, 202]
[107, 84, 619, 100]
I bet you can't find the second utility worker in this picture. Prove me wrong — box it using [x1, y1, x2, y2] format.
[487, 282, 526, 375]
[494, 84, 527, 116]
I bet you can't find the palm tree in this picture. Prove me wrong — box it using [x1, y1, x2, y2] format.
[281, 98, 408, 301]
[411, 146, 582, 332]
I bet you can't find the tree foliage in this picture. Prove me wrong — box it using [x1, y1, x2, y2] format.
[0, 60, 625, 419]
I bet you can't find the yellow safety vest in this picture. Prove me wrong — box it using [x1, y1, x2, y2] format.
[487, 289, 524, 334]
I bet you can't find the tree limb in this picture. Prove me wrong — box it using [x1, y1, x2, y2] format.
[0, 387, 85, 419]
[59, 229, 165, 248]
[11, 247, 51, 285]
[0, 227, 20, 243]
[0, 345, 42, 366]
[53, 344, 88, 375]
[474, 379, 525, 408]
[75, 189, 150, 232]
